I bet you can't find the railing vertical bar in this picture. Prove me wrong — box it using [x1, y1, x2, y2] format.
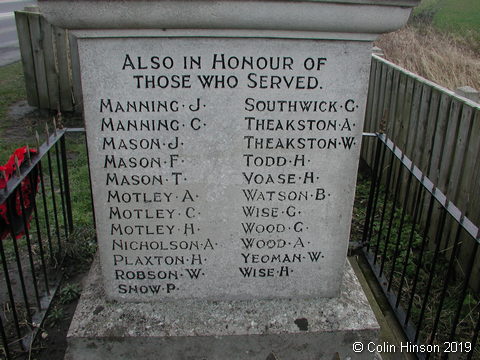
[405, 192, 436, 326]
[54, 142, 69, 239]
[46, 151, 61, 256]
[466, 310, 480, 360]
[5, 199, 32, 325]
[0, 313, 11, 360]
[396, 178, 423, 308]
[363, 136, 382, 251]
[447, 231, 480, 345]
[0, 238, 22, 340]
[83, 132, 97, 231]
[363, 58, 377, 163]
[17, 189, 42, 309]
[428, 219, 463, 346]
[414, 205, 448, 343]
[368, 140, 387, 255]
[60, 136, 74, 232]
[38, 161, 54, 261]
[387, 167, 414, 292]
[29, 170, 50, 295]
[379, 154, 404, 276]
[373, 146, 396, 264]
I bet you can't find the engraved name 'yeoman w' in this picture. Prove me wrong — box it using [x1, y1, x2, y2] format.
[241, 252, 323, 263]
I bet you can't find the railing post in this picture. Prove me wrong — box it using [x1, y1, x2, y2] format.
[455, 86, 480, 103]
[0, 314, 11, 360]
[60, 135, 74, 233]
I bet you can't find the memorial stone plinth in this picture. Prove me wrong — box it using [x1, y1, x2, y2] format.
[39, 0, 419, 358]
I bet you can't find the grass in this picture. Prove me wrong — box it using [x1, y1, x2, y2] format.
[64, 139, 94, 228]
[58, 283, 81, 304]
[0, 62, 25, 120]
[0, 62, 27, 161]
[46, 306, 64, 326]
[412, 0, 480, 42]
[432, 0, 480, 39]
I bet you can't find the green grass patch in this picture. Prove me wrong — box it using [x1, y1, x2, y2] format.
[64, 135, 94, 228]
[0, 62, 27, 162]
[433, 0, 480, 37]
[411, 0, 480, 43]
[0, 62, 26, 120]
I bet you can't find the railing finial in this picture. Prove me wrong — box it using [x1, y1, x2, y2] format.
[56, 107, 63, 129]
[35, 130, 40, 150]
[14, 156, 21, 177]
[53, 117, 58, 137]
[45, 123, 50, 146]
[1, 169, 7, 190]
[26, 145, 32, 165]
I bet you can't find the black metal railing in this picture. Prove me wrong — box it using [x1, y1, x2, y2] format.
[362, 133, 480, 360]
[2, 127, 479, 359]
[0, 129, 73, 359]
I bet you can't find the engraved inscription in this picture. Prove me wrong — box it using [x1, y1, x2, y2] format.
[79, 37, 370, 301]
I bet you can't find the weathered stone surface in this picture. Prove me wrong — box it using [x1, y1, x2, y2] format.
[38, 0, 419, 304]
[65, 256, 379, 360]
[39, 0, 417, 36]
[78, 36, 370, 301]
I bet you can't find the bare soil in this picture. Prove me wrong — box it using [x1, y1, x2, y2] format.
[31, 272, 86, 360]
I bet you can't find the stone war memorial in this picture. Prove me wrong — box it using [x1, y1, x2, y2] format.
[39, 0, 419, 359]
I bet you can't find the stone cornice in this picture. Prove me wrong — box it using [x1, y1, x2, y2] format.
[39, 0, 419, 35]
